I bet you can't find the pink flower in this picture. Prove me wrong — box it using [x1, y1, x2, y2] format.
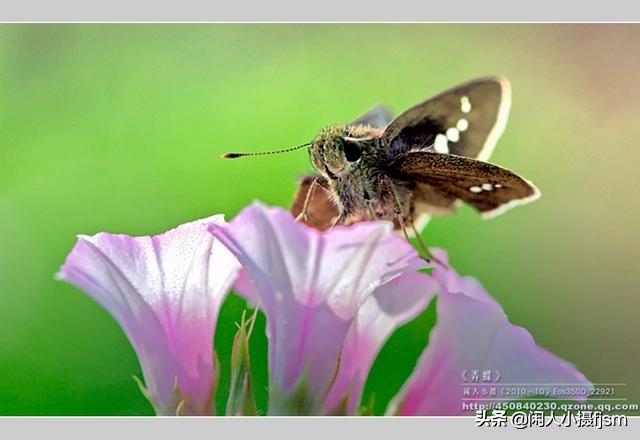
[324, 271, 437, 414]
[388, 250, 592, 416]
[211, 202, 425, 414]
[57, 215, 239, 415]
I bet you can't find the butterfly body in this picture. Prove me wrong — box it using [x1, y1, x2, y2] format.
[293, 76, 541, 231]
[308, 124, 419, 227]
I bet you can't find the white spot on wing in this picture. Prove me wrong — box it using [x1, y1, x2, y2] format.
[481, 183, 493, 191]
[461, 96, 472, 113]
[470, 186, 482, 193]
[446, 127, 460, 143]
[481, 179, 541, 219]
[434, 134, 449, 153]
[457, 118, 469, 131]
[494, 183, 502, 188]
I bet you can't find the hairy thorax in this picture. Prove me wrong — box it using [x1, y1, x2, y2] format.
[309, 123, 416, 225]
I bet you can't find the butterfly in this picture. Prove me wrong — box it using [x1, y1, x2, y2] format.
[289, 76, 540, 239]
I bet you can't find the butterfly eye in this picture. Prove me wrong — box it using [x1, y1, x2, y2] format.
[342, 140, 362, 162]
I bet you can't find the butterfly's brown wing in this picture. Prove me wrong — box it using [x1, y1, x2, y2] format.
[290, 175, 338, 231]
[380, 76, 513, 226]
[387, 152, 539, 219]
[382, 76, 510, 162]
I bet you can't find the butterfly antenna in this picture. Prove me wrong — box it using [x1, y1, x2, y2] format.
[220, 142, 311, 159]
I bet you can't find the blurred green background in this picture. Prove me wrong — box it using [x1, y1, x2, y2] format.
[1, 24, 639, 415]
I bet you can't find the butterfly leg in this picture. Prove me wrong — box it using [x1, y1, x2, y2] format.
[295, 177, 320, 223]
[409, 222, 431, 260]
[330, 212, 347, 228]
[295, 176, 330, 223]
[376, 175, 432, 262]
[367, 204, 377, 221]
[394, 212, 414, 250]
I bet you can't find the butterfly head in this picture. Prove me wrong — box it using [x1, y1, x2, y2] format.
[310, 125, 368, 180]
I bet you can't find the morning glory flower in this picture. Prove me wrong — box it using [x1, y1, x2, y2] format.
[57, 215, 239, 415]
[387, 250, 593, 416]
[324, 271, 437, 415]
[211, 202, 425, 415]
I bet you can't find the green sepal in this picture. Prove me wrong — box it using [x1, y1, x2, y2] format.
[225, 309, 258, 416]
[360, 393, 376, 416]
[132, 374, 151, 403]
[172, 376, 189, 416]
[268, 369, 320, 416]
[132, 375, 188, 416]
[132, 371, 220, 416]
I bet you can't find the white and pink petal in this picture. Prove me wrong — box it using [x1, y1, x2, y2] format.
[388, 254, 592, 416]
[324, 271, 437, 414]
[57, 215, 239, 415]
[211, 202, 425, 413]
